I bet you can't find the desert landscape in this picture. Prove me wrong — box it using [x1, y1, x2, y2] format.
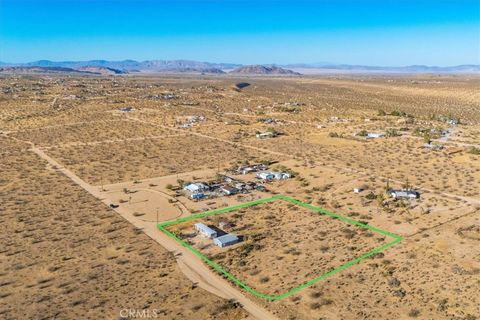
[1, 73, 479, 320]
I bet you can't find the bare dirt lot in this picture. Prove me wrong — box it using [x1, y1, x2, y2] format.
[46, 133, 278, 185]
[167, 198, 395, 297]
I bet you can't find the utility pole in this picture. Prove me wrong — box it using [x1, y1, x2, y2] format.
[156, 207, 159, 225]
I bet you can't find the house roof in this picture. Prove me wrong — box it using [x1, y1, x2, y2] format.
[184, 183, 207, 192]
[390, 190, 419, 198]
[214, 234, 239, 244]
[257, 172, 274, 178]
[194, 223, 217, 235]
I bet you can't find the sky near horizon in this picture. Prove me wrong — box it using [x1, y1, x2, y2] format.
[0, 0, 479, 66]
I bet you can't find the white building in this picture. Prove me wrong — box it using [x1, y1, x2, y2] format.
[389, 189, 420, 199]
[256, 172, 274, 180]
[213, 234, 239, 248]
[184, 183, 209, 193]
[271, 172, 291, 180]
[366, 132, 385, 139]
[195, 223, 217, 238]
[256, 131, 277, 139]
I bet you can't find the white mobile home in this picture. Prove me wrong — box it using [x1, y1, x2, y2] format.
[389, 189, 420, 199]
[195, 223, 217, 238]
[256, 172, 274, 180]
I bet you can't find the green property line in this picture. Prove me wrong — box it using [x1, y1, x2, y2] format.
[158, 195, 403, 300]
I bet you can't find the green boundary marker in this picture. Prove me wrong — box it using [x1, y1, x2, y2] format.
[158, 194, 403, 300]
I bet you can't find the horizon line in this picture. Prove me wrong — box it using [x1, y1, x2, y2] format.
[1, 59, 479, 68]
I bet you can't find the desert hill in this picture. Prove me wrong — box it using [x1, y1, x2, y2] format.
[76, 66, 126, 75]
[229, 65, 300, 75]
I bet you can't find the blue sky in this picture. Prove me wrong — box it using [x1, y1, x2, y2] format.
[1, 0, 479, 65]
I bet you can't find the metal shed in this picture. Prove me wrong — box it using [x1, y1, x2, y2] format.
[213, 234, 239, 248]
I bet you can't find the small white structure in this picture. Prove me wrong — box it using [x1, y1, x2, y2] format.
[184, 183, 209, 193]
[447, 118, 459, 125]
[256, 172, 274, 180]
[366, 132, 385, 139]
[256, 131, 277, 139]
[353, 188, 364, 193]
[389, 189, 420, 199]
[271, 172, 291, 180]
[195, 223, 217, 238]
[214, 234, 239, 248]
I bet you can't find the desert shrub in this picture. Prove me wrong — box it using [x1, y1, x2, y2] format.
[215, 299, 240, 313]
[390, 110, 407, 117]
[385, 128, 400, 137]
[260, 276, 270, 283]
[468, 147, 480, 155]
[365, 192, 377, 200]
[357, 130, 368, 137]
[408, 309, 420, 317]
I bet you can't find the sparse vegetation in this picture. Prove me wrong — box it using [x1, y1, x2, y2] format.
[1, 74, 478, 320]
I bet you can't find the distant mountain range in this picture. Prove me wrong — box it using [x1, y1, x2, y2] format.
[0, 66, 126, 75]
[283, 63, 480, 74]
[0, 59, 478, 75]
[0, 60, 239, 74]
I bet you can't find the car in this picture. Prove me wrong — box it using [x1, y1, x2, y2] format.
[255, 185, 266, 191]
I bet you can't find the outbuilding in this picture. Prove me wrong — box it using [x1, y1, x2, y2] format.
[184, 183, 209, 193]
[256, 131, 277, 139]
[366, 132, 385, 139]
[195, 223, 217, 238]
[213, 234, 239, 248]
[272, 172, 291, 180]
[221, 186, 238, 196]
[256, 172, 274, 180]
[389, 189, 420, 199]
